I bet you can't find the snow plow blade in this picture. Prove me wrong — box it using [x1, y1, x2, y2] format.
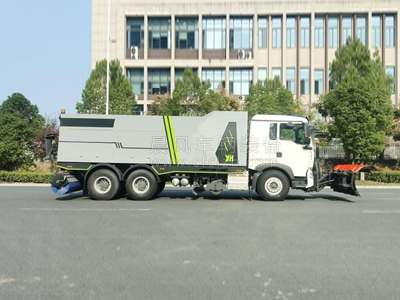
[317, 165, 369, 197]
[50, 173, 82, 195]
[328, 165, 369, 197]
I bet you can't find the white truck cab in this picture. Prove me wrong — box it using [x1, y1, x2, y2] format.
[249, 115, 313, 176]
[246, 115, 315, 200]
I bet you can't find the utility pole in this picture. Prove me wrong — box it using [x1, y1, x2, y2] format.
[106, 0, 111, 115]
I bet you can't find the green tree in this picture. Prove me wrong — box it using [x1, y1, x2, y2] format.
[76, 59, 136, 115]
[245, 77, 301, 119]
[316, 38, 393, 161]
[0, 93, 45, 170]
[150, 93, 184, 116]
[390, 108, 400, 141]
[150, 68, 241, 116]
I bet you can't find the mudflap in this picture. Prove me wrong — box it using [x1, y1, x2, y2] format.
[319, 165, 369, 197]
[50, 173, 82, 195]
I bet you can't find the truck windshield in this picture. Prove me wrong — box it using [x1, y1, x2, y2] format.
[279, 123, 307, 145]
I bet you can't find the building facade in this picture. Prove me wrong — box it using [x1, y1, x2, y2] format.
[92, 0, 400, 114]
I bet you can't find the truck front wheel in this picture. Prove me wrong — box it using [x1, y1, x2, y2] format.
[257, 170, 290, 201]
[87, 169, 120, 200]
[125, 169, 157, 200]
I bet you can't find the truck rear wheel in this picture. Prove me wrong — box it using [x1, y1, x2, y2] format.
[87, 169, 120, 200]
[125, 169, 157, 200]
[257, 170, 289, 201]
[155, 182, 166, 196]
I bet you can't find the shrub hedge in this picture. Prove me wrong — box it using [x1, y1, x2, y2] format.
[0, 171, 53, 183]
[365, 171, 400, 184]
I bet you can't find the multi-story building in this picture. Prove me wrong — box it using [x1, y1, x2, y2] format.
[92, 0, 400, 114]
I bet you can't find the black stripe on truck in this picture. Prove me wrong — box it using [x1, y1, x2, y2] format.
[60, 118, 115, 128]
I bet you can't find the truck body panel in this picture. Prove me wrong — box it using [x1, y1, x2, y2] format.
[57, 111, 248, 167]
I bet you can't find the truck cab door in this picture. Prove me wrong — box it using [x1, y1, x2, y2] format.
[275, 122, 313, 178]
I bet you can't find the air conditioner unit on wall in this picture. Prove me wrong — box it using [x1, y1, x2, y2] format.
[238, 49, 245, 60]
[238, 49, 252, 60]
[238, 95, 246, 101]
[245, 50, 252, 59]
[131, 46, 138, 60]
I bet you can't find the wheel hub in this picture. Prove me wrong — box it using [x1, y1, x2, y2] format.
[94, 176, 112, 194]
[133, 176, 150, 194]
[265, 177, 283, 196]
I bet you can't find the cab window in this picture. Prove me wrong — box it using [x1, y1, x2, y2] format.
[269, 123, 277, 140]
[279, 123, 306, 144]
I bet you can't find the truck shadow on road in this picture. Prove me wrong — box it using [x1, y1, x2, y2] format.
[157, 190, 354, 203]
[54, 190, 353, 203]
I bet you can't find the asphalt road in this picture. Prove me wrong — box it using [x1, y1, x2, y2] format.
[0, 186, 399, 300]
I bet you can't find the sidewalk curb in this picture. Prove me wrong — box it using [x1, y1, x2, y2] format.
[0, 183, 50, 187]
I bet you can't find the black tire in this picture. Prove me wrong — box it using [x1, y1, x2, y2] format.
[115, 185, 127, 199]
[257, 170, 290, 201]
[155, 182, 166, 196]
[125, 169, 158, 200]
[87, 169, 120, 200]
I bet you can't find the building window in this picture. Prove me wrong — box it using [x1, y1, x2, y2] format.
[133, 105, 144, 115]
[329, 17, 338, 48]
[203, 18, 226, 49]
[258, 17, 268, 48]
[372, 15, 381, 48]
[175, 68, 198, 82]
[148, 69, 170, 94]
[386, 15, 395, 48]
[148, 18, 171, 49]
[357, 16, 367, 45]
[229, 69, 253, 95]
[127, 68, 144, 95]
[230, 17, 253, 49]
[272, 17, 282, 49]
[300, 17, 310, 48]
[300, 68, 310, 95]
[126, 18, 144, 49]
[386, 66, 395, 94]
[315, 17, 324, 48]
[342, 17, 352, 44]
[286, 68, 295, 94]
[202, 69, 225, 91]
[271, 68, 281, 81]
[314, 69, 324, 95]
[175, 18, 198, 49]
[286, 17, 296, 48]
[258, 68, 267, 83]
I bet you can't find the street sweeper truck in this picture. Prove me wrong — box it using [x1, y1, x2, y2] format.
[48, 111, 367, 201]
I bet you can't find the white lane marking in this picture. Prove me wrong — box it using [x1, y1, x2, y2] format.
[363, 210, 400, 214]
[20, 208, 150, 211]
